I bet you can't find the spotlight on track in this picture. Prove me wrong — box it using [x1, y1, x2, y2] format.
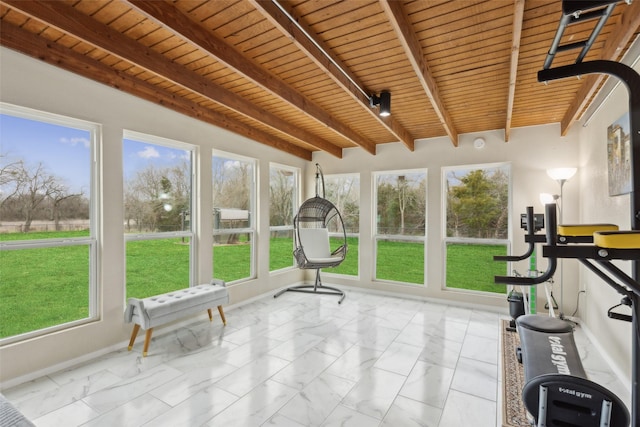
[369, 91, 391, 117]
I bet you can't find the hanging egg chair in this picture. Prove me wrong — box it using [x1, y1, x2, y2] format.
[274, 164, 348, 303]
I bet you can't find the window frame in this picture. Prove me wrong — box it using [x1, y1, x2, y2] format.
[323, 172, 360, 278]
[212, 149, 257, 283]
[269, 162, 299, 273]
[372, 168, 427, 285]
[441, 161, 512, 293]
[123, 130, 197, 294]
[0, 103, 100, 344]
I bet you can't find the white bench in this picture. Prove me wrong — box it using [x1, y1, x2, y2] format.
[124, 279, 228, 356]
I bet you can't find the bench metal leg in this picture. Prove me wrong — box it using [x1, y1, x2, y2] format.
[143, 328, 153, 357]
[127, 323, 141, 351]
[538, 385, 548, 427]
[217, 305, 227, 325]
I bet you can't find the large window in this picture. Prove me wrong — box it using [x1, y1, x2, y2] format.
[324, 173, 359, 276]
[123, 131, 195, 299]
[269, 164, 298, 272]
[0, 104, 99, 342]
[443, 163, 510, 294]
[212, 152, 256, 283]
[374, 170, 426, 285]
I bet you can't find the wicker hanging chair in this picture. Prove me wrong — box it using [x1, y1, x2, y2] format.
[274, 164, 348, 303]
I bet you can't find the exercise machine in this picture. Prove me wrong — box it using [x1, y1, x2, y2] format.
[496, 205, 631, 426]
[514, 1, 640, 423]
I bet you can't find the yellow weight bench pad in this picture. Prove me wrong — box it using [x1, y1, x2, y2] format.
[557, 224, 618, 237]
[594, 230, 640, 249]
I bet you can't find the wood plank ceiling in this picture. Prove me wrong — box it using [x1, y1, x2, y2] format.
[1, 0, 639, 160]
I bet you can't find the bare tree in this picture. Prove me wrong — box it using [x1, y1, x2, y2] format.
[124, 161, 190, 232]
[0, 159, 78, 232]
[270, 168, 294, 227]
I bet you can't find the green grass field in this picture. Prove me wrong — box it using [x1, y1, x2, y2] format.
[1, 231, 506, 338]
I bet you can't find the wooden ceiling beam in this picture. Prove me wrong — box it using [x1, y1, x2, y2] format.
[380, 0, 459, 147]
[126, 0, 376, 155]
[505, 0, 525, 142]
[558, 0, 640, 135]
[2, 0, 341, 158]
[0, 20, 312, 160]
[252, 0, 415, 151]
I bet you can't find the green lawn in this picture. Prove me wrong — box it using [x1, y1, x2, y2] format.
[1, 231, 507, 338]
[376, 240, 424, 284]
[446, 243, 508, 293]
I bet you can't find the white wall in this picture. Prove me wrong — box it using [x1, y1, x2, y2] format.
[0, 47, 306, 385]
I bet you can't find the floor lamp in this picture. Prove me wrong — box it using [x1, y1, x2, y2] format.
[543, 167, 578, 319]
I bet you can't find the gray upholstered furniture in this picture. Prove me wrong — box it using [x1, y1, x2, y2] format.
[124, 279, 228, 356]
[0, 393, 34, 427]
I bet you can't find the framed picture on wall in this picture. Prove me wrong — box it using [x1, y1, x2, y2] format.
[607, 111, 631, 196]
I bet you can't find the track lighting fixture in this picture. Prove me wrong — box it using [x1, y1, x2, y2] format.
[369, 91, 391, 117]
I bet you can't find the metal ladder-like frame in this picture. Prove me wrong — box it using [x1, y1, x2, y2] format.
[543, 0, 621, 70]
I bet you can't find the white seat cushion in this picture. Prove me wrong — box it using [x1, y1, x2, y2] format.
[299, 228, 342, 263]
[143, 284, 227, 318]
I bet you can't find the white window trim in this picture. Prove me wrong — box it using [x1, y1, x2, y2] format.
[269, 163, 300, 273]
[123, 130, 197, 287]
[372, 168, 427, 285]
[441, 162, 512, 293]
[212, 150, 257, 282]
[0, 103, 101, 344]
[322, 172, 361, 278]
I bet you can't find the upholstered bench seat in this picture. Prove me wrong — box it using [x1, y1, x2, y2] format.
[594, 230, 640, 249]
[557, 223, 618, 237]
[124, 279, 228, 356]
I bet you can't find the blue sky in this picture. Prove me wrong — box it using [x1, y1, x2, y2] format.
[1, 114, 190, 195]
[1, 114, 91, 193]
[122, 138, 190, 182]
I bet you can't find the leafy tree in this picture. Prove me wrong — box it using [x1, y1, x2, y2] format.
[376, 173, 425, 235]
[447, 168, 508, 238]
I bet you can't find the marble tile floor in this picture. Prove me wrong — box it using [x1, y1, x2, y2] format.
[2, 289, 630, 427]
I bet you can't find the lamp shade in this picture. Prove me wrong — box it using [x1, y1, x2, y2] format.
[547, 167, 577, 181]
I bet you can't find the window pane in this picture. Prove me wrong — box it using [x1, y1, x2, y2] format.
[270, 167, 295, 227]
[445, 166, 509, 238]
[269, 165, 296, 272]
[0, 108, 96, 342]
[444, 164, 510, 294]
[329, 236, 359, 276]
[212, 156, 253, 229]
[376, 172, 426, 236]
[325, 174, 359, 233]
[212, 153, 255, 281]
[270, 229, 294, 271]
[214, 232, 252, 282]
[0, 245, 90, 338]
[323, 174, 359, 277]
[376, 239, 424, 284]
[126, 238, 191, 299]
[123, 138, 192, 234]
[446, 242, 508, 294]
[0, 114, 91, 237]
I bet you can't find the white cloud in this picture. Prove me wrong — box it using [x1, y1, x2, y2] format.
[138, 146, 160, 159]
[223, 160, 240, 170]
[60, 137, 90, 148]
